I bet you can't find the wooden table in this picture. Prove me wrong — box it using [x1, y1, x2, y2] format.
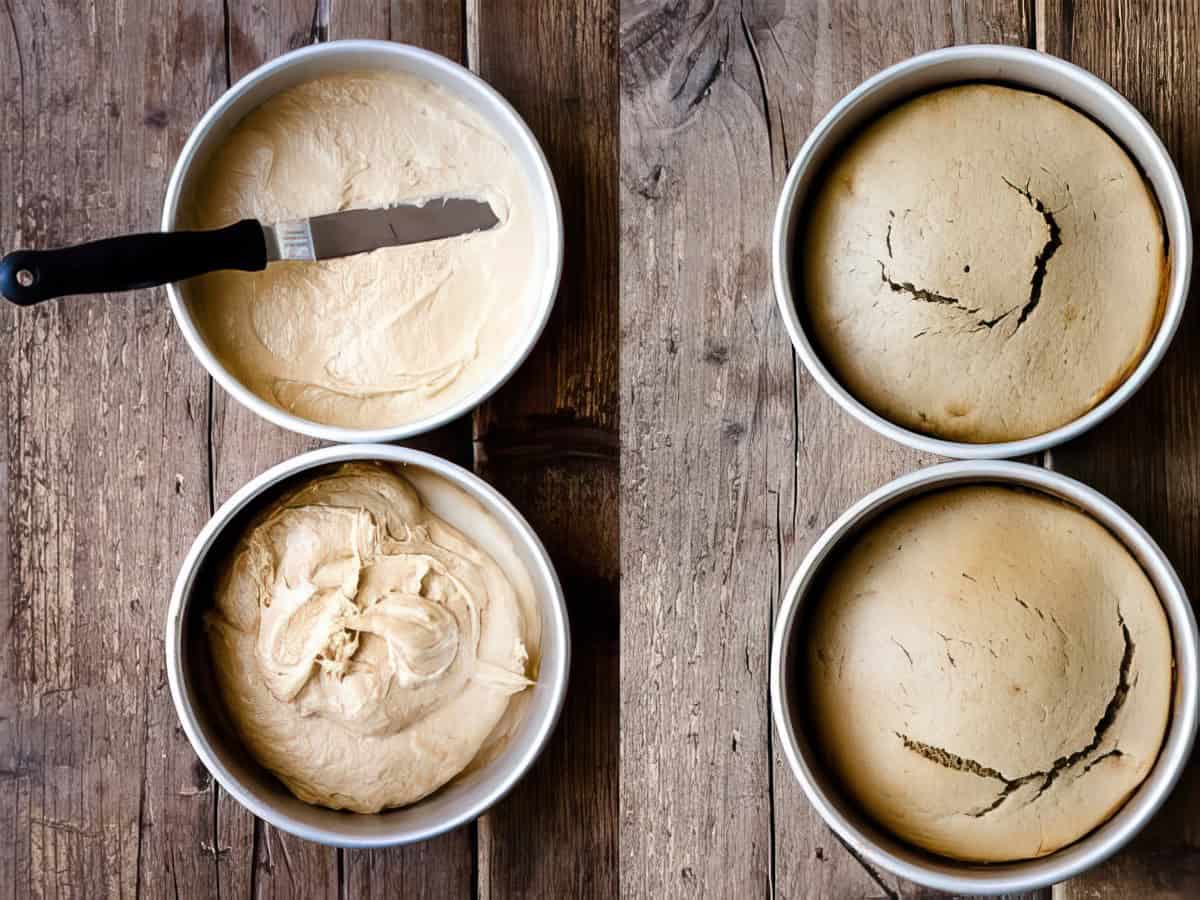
[7, 0, 1200, 896]
[0, 1, 616, 896]
[622, 1, 1200, 898]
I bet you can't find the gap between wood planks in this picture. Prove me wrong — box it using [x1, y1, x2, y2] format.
[735, 9, 792, 896]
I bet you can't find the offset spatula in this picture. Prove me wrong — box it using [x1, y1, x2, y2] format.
[0, 196, 499, 306]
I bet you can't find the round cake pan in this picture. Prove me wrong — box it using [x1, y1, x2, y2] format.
[162, 40, 564, 444]
[772, 45, 1191, 459]
[770, 460, 1198, 894]
[166, 444, 569, 847]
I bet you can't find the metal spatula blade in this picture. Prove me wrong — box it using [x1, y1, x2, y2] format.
[266, 196, 502, 261]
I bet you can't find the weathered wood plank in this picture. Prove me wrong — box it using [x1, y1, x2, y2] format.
[215, 2, 475, 898]
[469, 0, 620, 897]
[343, 829, 475, 900]
[214, 4, 338, 894]
[391, 0, 464, 58]
[1041, 2, 1200, 898]
[621, 0, 1034, 897]
[0, 0, 223, 897]
[620, 2, 791, 894]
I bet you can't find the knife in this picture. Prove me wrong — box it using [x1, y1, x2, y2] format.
[0, 196, 500, 306]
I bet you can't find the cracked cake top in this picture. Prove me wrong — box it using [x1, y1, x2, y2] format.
[804, 485, 1172, 862]
[801, 84, 1167, 443]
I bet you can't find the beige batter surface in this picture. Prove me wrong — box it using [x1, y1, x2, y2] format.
[805, 486, 1172, 862]
[206, 462, 540, 813]
[803, 84, 1166, 443]
[182, 72, 538, 429]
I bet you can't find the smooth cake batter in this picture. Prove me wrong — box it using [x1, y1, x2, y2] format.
[802, 84, 1167, 443]
[805, 486, 1172, 861]
[182, 72, 538, 429]
[206, 462, 540, 813]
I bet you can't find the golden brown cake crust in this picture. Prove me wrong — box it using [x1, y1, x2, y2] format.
[803, 84, 1167, 443]
[805, 486, 1173, 862]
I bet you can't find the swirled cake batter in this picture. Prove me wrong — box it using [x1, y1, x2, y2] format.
[182, 72, 538, 429]
[206, 462, 539, 813]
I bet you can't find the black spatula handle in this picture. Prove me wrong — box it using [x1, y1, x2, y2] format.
[0, 219, 268, 306]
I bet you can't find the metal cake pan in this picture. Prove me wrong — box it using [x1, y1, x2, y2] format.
[163, 40, 564, 444]
[166, 444, 570, 847]
[770, 460, 1198, 893]
[772, 45, 1191, 459]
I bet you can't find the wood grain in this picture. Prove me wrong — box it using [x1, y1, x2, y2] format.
[469, 1, 620, 897]
[215, 2, 476, 897]
[0, 0, 491, 897]
[213, 2, 343, 894]
[17, 0, 1200, 896]
[1042, 2, 1200, 897]
[620, 1, 1036, 898]
[2, 0, 618, 894]
[0, 0, 223, 896]
[620, 2, 779, 891]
